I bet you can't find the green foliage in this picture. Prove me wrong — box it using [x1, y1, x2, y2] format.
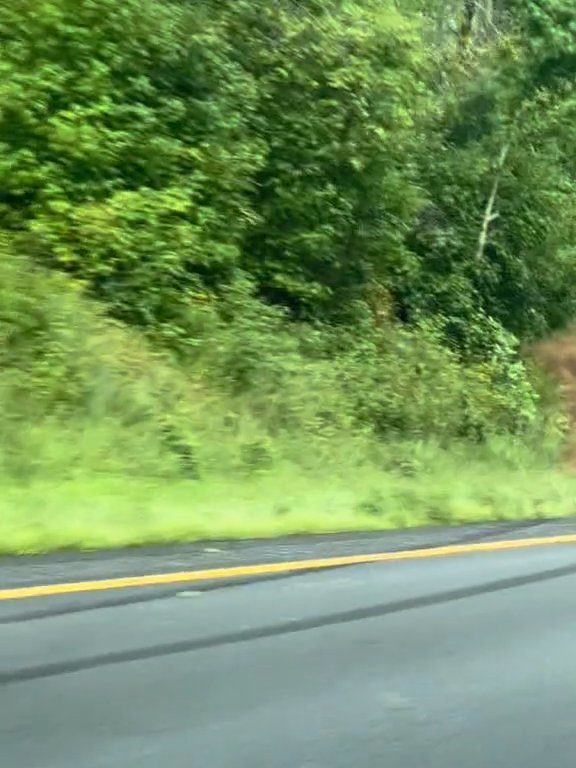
[2, 440, 574, 554]
[217, 0, 426, 318]
[0, 241, 196, 479]
[405, 127, 576, 347]
[0, 0, 575, 551]
[333, 317, 539, 440]
[3, 0, 576, 354]
[399, 1, 576, 352]
[515, 0, 576, 88]
[0, 0, 263, 338]
[0, 244, 550, 481]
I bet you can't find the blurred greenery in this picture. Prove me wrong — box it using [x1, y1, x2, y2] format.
[1, 0, 575, 552]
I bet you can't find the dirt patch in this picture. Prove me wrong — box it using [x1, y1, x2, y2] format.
[532, 333, 576, 465]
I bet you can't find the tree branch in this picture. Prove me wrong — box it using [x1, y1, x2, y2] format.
[475, 142, 509, 262]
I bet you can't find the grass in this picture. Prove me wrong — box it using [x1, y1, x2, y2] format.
[1, 445, 575, 555]
[1, 252, 574, 556]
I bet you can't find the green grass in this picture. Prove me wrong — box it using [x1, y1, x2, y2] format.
[1, 252, 573, 555]
[2, 449, 575, 555]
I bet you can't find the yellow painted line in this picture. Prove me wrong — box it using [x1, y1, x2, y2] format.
[2, 533, 576, 602]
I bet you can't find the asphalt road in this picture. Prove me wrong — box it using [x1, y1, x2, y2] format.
[3, 527, 576, 767]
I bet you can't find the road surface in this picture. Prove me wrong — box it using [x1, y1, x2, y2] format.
[2, 522, 576, 767]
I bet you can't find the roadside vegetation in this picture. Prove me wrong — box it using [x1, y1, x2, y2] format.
[2, 0, 576, 553]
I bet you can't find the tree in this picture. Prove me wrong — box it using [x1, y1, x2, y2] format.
[0, 0, 263, 339]
[398, 0, 576, 353]
[214, 0, 428, 320]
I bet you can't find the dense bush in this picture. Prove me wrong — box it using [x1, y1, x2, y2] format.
[0, 241, 196, 478]
[1, 0, 575, 491]
[0, 244, 549, 486]
[0, 0, 264, 340]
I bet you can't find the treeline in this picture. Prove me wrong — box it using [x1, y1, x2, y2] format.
[2, 0, 576, 463]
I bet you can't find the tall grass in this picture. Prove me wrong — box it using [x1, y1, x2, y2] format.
[1, 438, 575, 555]
[0, 249, 573, 555]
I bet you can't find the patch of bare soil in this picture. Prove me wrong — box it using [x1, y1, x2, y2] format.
[532, 333, 576, 466]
